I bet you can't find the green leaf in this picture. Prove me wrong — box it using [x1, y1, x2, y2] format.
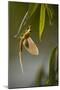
[48, 47, 58, 85]
[14, 4, 39, 38]
[46, 5, 53, 25]
[39, 4, 46, 40]
[28, 3, 39, 17]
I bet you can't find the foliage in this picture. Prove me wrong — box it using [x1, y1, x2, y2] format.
[14, 4, 53, 40]
[46, 47, 58, 86]
[35, 47, 58, 86]
[28, 3, 39, 17]
[39, 4, 46, 40]
[14, 3, 39, 38]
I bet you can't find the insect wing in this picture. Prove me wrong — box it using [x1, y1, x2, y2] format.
[23, 37, 39, 55]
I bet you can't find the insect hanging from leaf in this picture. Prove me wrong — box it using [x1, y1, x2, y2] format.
[19, 26, 39, 73]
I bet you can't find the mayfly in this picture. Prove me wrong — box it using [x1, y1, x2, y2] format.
[19, 26, 39, 73]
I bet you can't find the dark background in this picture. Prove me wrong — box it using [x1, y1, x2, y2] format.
[8, 2, 58, 88]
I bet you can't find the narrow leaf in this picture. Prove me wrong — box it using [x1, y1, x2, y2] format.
[46, 5, 53, 25]
[39, 4, 45, 40]
[14, 11, 28, 38]
[28, 3, 39, 17]
[48, 47, 58, 85]
[14, 4, 39, 38]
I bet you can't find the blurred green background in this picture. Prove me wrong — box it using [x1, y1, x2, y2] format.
[8, 1, 58, 88]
